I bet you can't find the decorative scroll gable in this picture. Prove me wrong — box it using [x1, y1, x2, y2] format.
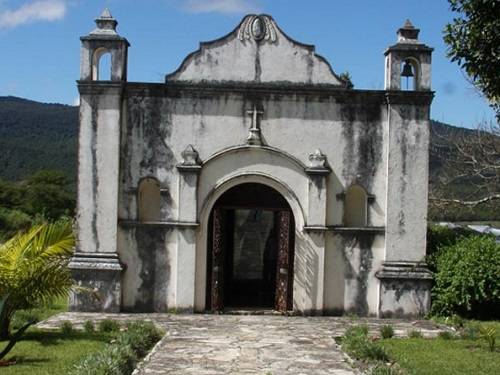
[166, 14, 344, 86]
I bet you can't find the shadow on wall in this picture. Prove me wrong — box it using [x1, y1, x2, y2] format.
[379, 279, 432, 318]
[340, 233, 375, 316]
[128, 226, 171, 312]
[293, 229, 319, 314]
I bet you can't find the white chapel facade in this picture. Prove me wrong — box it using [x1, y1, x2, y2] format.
[69, 10, 434, 317]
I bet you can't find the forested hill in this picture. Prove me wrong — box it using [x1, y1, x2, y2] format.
[0, 95, 468, 184]
[0, 96, 78, 182]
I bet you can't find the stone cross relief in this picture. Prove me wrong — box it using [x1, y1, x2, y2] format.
[246, 105, 264, 145]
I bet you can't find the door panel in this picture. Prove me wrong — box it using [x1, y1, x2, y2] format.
[207, 183, 295, 313]
[275, 210, 291, 312]
[211, 207, 224, 312]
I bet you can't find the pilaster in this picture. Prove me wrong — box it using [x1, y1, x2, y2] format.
[174, 145, 202, 310]
[303, 149, 331, 314]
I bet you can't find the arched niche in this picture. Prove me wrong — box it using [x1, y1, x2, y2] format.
[344, 184, 368, 227]
[137, 177, 161, 222]
[92, 47, 112, 81]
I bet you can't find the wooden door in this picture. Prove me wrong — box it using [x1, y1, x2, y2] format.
[275, 210, 292, 312]
[211, 207, 224, 312]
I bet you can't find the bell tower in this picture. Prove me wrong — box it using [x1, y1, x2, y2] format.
[79, 9, 129, 82]
[384, 20, 433, 91]
[378, 21, 434, 317]
[69, 10, 129, 312]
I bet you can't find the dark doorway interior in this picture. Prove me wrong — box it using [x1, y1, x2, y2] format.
[225, 207, 277, 307]
[206, 183, 295, 312]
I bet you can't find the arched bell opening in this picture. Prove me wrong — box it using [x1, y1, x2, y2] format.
[206, 183, 295, 313]
[92, 48, 112, 81]
[400, 58, 419, 91]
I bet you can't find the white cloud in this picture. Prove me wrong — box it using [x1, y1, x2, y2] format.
[73, 96, 80, 106]
[0, 0, 66, 30]
[183, 0, 260, 14]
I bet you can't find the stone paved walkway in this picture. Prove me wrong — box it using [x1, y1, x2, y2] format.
[38, 313, 447, 375]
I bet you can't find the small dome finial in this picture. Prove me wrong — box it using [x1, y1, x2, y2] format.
[100, 8, 113, 19]
[90, 8, 118, 35]
[397, 19, 420, 43]
[403, 19, 414, 29]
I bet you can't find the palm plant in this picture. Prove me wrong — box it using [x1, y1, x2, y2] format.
[0, 220, 74, 359]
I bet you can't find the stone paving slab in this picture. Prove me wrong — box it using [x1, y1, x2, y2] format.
[38, 313, 448, 375]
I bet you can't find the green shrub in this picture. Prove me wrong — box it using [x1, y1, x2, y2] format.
[360, 342, 389, 362]
[60, 320, 74, 334]
[119, 321, 162, 357]
[11, 310, 39, 330]
[98, 319, 121, 333]
[345, 312, 360, 321]
[408, 330, 423, 338]
[426, 224, 476, 271]
[105, 344, 137, 374]
[432, 235, 500, 318]
[460, 322, 480, 340]
[345, 324, 369, 337]
[72, 345, 136, 375]
[83, 320, 95, 333]
[371, 365, 404, 375]
[341, 325, 389, 362]
[479, 326, 497, 352]
[448, 314, 465, 328]
[438, 331, 454, 340]
[72, 321, 162, 375]
[380, 325, 394, 339]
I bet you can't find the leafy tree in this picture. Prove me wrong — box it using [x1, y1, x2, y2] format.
[444, 0, 500, 119]
[0, 208, 32, 243]
[339, 71, 354, 89]
[0, 170, 76, 241]
[0, 180, 24, 210]
[27, 170, 69, 187]
[23, 170, 75, 219]
[432, 235, 500, 318]
[0, 221, 74, 350]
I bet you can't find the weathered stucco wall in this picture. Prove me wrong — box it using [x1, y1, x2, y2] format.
[324, 233, 385, 315]
[118, 90, 389, 225]
[115, 87, 391, 315]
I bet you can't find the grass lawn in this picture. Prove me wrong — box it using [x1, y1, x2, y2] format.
[24, 296, 68, 322]
[1, 296, 113, 374]
[380, 321, 500, 375]
[1, 330, 114, 375]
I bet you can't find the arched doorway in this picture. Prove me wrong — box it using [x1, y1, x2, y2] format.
[206, 183, 295, 313]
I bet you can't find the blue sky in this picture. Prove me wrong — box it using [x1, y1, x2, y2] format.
[0, 0, 495, 128]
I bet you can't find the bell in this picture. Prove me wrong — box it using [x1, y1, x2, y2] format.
[401, 60, 414, 77]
